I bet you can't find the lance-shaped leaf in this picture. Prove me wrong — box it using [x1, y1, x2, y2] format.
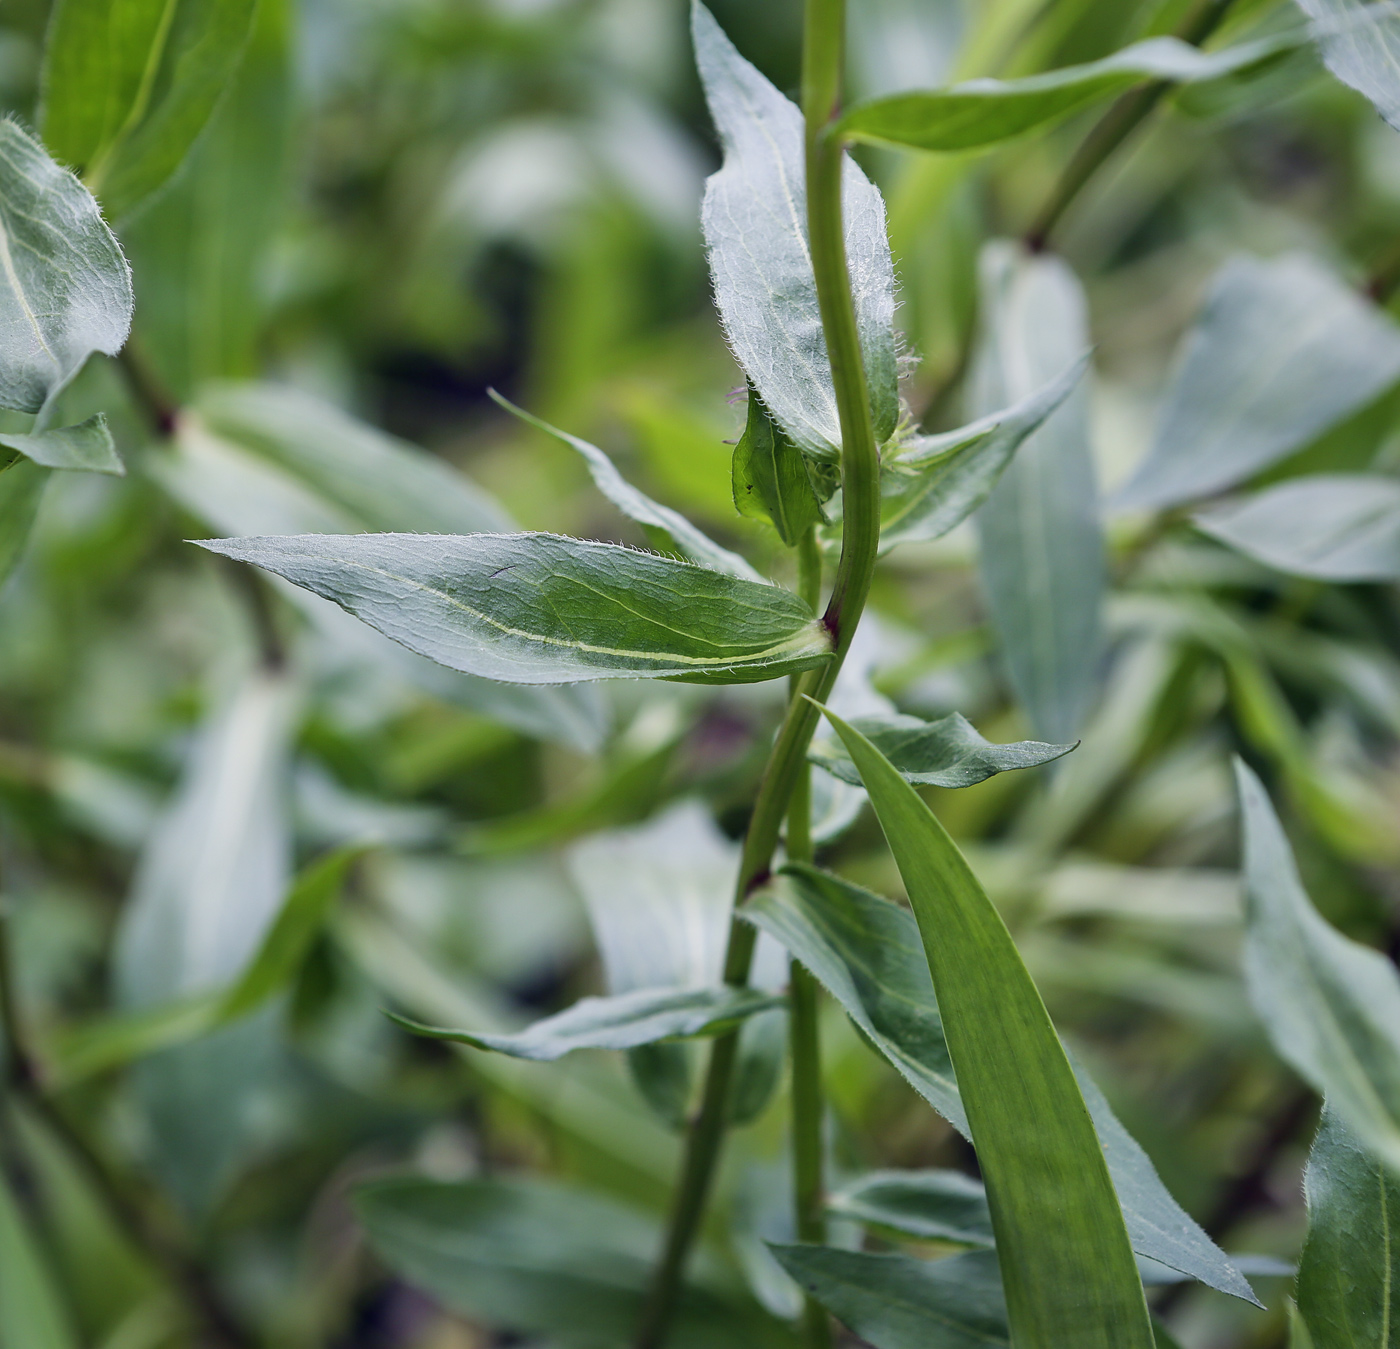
[1296, 0, 1400, 130]
[1236, 759, 1400, 1174]
[879, 355, 1086, 551]
[489, 389, 761, 579]
[357, 1178, 797, 1348]
[836, 33, 1295, 151]
[0, 414, 122, 475]
[809, 711, 1073, 788]
[40, 0, 259, 221]
[731, 390, 825, 547]
[973, 242, 1103, 745]
[829, 1170, 995, 1248]
[746, 863, 1259, 1305]
[771, 1246, 1009, 1349]
[1195, 475, 1400, 582]
[389, 986, 783, 1063]
[197, 532, 831, 685]
[1118, 255, 1400, 511]
[0, 119, 132, 416]
[811, 704, 1155, 1348]
[1295, 1107, 1400, 1347]
[0, 1166, 78, 1349]
[694, 2, 898, 463]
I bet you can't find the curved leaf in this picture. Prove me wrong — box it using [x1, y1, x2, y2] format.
[731, 389, 825, 547]
[0, 119, 131, 415]
[0, 414, 122, 475]
[1195, 475, 1400, 582]
[808, 711, 1073, 788]
[197, 532, 831, 685]
[1297, 0, 1400, 130]
[0, 1168, 78, 1349]
[837, 33, 1296, 151]
[694, 2, 898, 462]
[829, 1170, 995, 1248]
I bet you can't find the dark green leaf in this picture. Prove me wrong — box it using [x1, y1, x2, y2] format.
[0, 458, 51, 589]
[40, 0, 259, 221]
[770, 1245, 1009, 1349]
[1118, 255, 1400, 511]
[1236, 759, 1400, 1173]
[808, 711, 1073, 788]
[879, 355, 1086, 550]
[627, 1041, 695, 1129]
[731, 391, 825, 547]
[836, 34, 1295, 151]
[0, 414, 122, 475]
[0, 119, 132, 415]
[355, 1176, 796, 1348]
[1195, 475, 1400, 582]
[693, 2, 899, 462]
[490, 389, 761, 578]
[972, 242, 1103, 744]
[828, 1170, 995, 1248]
[389, 985, 783, 1062]
[747, 862, 1258, 1304]
[1296, 0, 1400, 130]
[197, 532, 831, 685]
[0, 1167, 78, 1349]
[1295, 1108, 1400, 1347]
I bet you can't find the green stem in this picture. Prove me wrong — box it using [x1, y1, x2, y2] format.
[632, 1, 883, 1341]
[1024, 0, 1238, 251]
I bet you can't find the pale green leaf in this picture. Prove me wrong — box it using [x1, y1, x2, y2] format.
[770, 1245, 1009, 1349]
[731, 389, 825, 547]
[489, 388, 761, 579]
[1236, 759, 1400, 1174]
[1296, 0, 1400, 130]
[829, 1170, 995, 1248]
[197, 532, 832, 685]
[972, 242, 1103, 744]
[1118, 255, 1400, 511]
[40, 0, 259, 221]
[1296, 1107, 1400, 1348]
[354, 1176, 796, 1348]
[389, 985, 783, 1062]
[694, 1, 899, 463]
[0, 119, 131, 415]
[879, 354, 1086, 551]
[0, 1166, 78, 1349]
[747, 862, 1259, 1305]
[1195, 475, 1400, 582]
[808, 711, 1073, 788]
[837, 33, 1297, 150]
[0, 414, 122, 475]
[0, 457, 51, 589]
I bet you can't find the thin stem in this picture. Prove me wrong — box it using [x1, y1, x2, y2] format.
[632, 1, 884, 1341]
[1024, 0, 1238, 251]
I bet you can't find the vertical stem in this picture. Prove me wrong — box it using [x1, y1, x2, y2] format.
[633, 2, 883, 1342]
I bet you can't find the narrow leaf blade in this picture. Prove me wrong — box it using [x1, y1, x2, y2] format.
[0, 414, 122, 475]
[731, 391, 824, 547]
[828, 1170, 996, 1248]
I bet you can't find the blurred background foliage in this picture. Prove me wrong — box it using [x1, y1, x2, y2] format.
[1, 0, 1398, 1347]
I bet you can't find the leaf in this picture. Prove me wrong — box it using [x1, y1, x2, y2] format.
[177, 381, 514, 536]
[1235, 759, 1400, 1174]
[1295, 1107, 1400, 1348]
[119, 0, 291, 401]
[1194, 475, 1400, 582]
[390, 985, 784, 1062]
[808, 711, 1074, 788]
[0, 415, 122, 475]
[747, 862, 1259, 1305]
[490, 389, 761, 579]
[693, 2, 899, 463]
[0, 119, 132, 416]
[835, 33, 1296, 151]
[0, 1166, 78, 1349]
[1117, 255, 1400, 511]
[1295, 0, 1400, 130]
[879, 355, 1086, 551]
[0, 457, 51, 589]
[40, 0, 259, 221]
[770, 1245, 1009, 1349]
[828, 1169, 996, 1248]
[731, 390, 825, 547]
[812, 703, 1155, 1348]
[197, 532, 832, 685]
[972, 242, 1104, 744]
[354, 1176, 797, 1349]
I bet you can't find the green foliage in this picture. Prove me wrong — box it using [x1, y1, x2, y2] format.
[0, 414, 121, 474]
[0, 1168, 77, 1349]
[731, 390, 826, 547]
